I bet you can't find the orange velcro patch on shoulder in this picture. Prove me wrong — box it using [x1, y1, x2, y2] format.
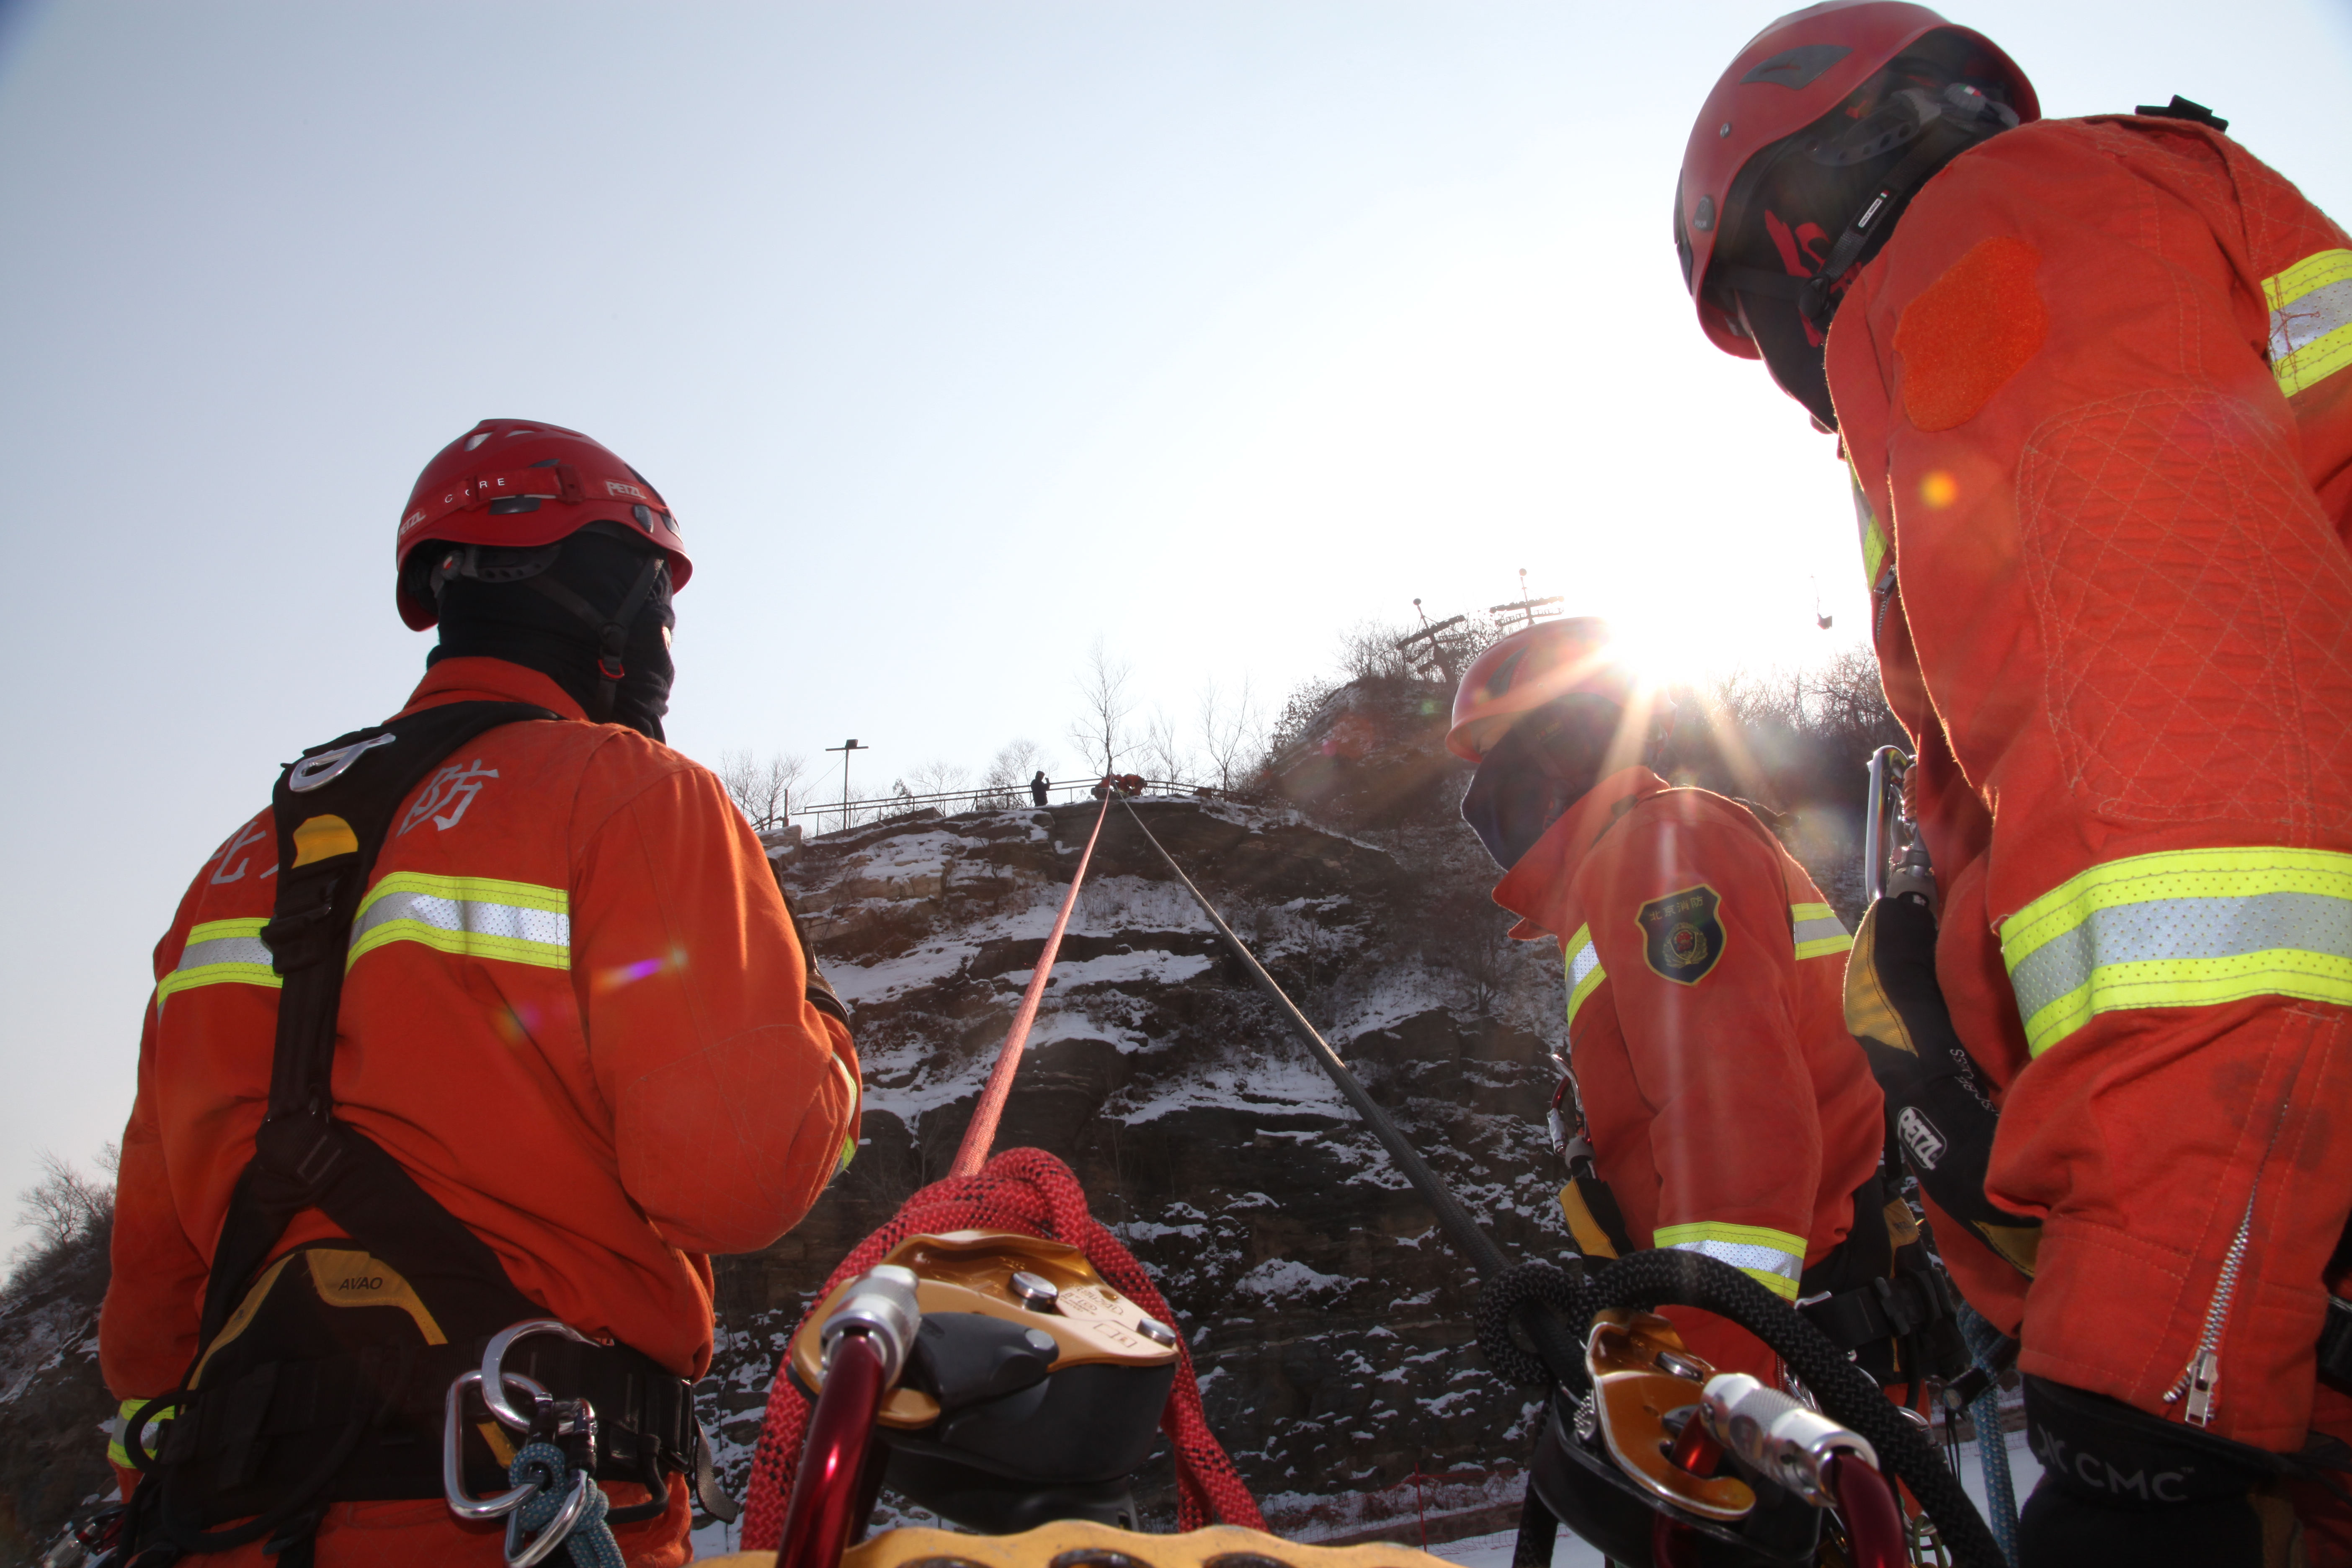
[1893, 235, 2047, 431]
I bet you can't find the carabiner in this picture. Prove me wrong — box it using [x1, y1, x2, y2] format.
[479, 1319, 599, 1433]
[443, 1368, 554, 1521]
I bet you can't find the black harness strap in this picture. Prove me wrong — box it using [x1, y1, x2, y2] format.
[197, 701, 559, 1347]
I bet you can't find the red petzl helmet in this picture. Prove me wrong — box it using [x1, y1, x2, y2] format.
[1674, 2, 2037, 358]
[395, 419, 691, 630]
[1447, 618, 1632, 763]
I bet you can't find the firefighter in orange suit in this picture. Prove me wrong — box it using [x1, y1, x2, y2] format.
[1453, 618, 1941, 1390]
[99, 420, 860, 1566]
[1679, 4, 2352, 1560]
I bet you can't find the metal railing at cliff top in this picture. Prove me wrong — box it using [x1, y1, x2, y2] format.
[777, 777, 1235, 841]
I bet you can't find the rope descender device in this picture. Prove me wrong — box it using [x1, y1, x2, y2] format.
[1577, 1309, 1906, 1568]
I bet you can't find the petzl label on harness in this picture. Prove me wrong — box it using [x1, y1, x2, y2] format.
[1638, 885, 1725, 985]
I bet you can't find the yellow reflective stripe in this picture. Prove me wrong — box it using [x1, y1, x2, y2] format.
[831, 1053, 861, 1175]
[2266, 248, 2352, 397]
[155, 917, 280, 1011]
[348, 872, 570, 970]
[1791, 901, 1854, 962]
[109, 1395, 178, 1467]
[2000, 847, 2352, 1056]
[1852, 471, 1889, 588]
[1564, 924, 1608, 1028]
[1653, 1221, 1805, 1301]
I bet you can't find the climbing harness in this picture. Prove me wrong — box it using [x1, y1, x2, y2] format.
[109, 703, 731, 1567]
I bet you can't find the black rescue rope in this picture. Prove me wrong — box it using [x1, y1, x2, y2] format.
[1116, 796, 1504, 1273]
[1477, 1253, 2004, 1568]
[1114, 797, 1586, 1383]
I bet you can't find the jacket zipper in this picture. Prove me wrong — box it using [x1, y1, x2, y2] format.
[1872, 565, 1898, 639]
[2164, 1110, 2285, 1427]
[2164, 1195, 2253, 1426]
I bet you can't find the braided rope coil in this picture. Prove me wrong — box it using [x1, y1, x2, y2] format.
[739, 1148, 1264, 1550]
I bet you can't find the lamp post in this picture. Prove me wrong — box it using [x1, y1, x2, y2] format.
[824, 738, 868, 834]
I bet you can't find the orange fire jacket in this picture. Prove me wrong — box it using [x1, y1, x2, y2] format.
[100, 657, 859, 1565]
[1827, 115, 2352, 1450]
[1493, 766, 1884, 1379]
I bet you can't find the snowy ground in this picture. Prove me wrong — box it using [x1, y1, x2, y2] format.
[1425, 1431, 2043, 1568]
[686, 1431, 2043, 1563]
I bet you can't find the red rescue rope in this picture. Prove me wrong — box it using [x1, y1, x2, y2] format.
[949, 790, 1113, 1177]
[740, 1148, 1266, 1547]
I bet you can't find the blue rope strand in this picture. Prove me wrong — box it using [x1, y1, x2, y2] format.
[1955, 1302, 2021, 1567]
[509, 1440, 627, 1568]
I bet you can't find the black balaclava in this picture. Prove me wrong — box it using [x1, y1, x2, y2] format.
[1461, 694, 1626, 872]
[1708, 32, 2022, 429]
[416, 523, 676, 740]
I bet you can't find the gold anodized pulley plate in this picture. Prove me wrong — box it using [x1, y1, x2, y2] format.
[1586, 1308, 1756, 1522]
[789, 1229, 1179, 1429]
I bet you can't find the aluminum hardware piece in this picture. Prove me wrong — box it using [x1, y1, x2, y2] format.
[1654, 1348, 1708, 1382]
[479, 1319, 600, 1434]
[1022, 1328, 1059, 1356]
[1698, 1372, 1878, 1508]
[1136, 1315, 1179, 1348]
[1010, 1270, 1061, 1309]
[442, 1368, 555, 1520]
[289, 732, 399, 793]
[820, 1264, 921, 1384]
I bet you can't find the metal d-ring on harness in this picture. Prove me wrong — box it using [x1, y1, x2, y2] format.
[443, 1322, 619, 1568]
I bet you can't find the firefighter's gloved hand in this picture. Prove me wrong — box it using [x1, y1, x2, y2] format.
[2020, 1375, 2310, 1567]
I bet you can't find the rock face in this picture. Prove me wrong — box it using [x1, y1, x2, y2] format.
[702, 693, 1578, 1535]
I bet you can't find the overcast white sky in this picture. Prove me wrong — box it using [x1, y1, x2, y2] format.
[3, 1, 2348, 1238]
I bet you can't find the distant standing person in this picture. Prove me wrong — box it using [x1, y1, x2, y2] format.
[1031, 769, 1050, 807]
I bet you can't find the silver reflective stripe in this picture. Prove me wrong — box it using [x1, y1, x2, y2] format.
[2266, 248, 2352, 396]
[1565, 924, 1608, 1028]
[1669, 1238, 1803, 1284]
[2006, 889, 2352, 1026]
[181, 932, 272, 970]
[1791, 901, 1851, 960]
[348, 873, 571, 971]
[352, 890, 568, 948]
[2272, 277, 2352, 359]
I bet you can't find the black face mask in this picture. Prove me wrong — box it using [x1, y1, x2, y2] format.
[422, 527, 676, 741]
[1461, 696, 1624, 872]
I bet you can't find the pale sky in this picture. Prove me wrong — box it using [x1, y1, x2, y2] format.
[3, 1, 2348, 1238]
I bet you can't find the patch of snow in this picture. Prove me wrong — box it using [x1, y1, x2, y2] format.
[1234, 1257, 1351, 1300]
[998, 948, 1213, 992]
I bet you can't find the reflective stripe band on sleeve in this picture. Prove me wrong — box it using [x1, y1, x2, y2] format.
[349, 873, 571, 970]
[2000, 847, 2352, 1057]
[1564, 924, 1608, 1028]
[2266, 248, 2352, 397]
[1653, 1222, 1806, 1301]
[1853, 473, 1890, 588]
[155, 917, 281, 1011]
[1791, 901, 1854, 962]
[108, 1395, 178, 1467]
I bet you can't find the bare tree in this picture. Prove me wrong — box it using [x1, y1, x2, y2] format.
[980, 738, 1051, 806]
[905, 758, 971, 797]
[1138, 705, 1189, 786]
[3, 1145, 117, 1307]
[716, 750, 808, 830]
[1067, 636, 1134, 775]
[1197, 676, 1264, 793]
[1337, 619, 1416, 682]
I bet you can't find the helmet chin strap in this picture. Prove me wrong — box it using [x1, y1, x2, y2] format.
[521, 553, 668, 723]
